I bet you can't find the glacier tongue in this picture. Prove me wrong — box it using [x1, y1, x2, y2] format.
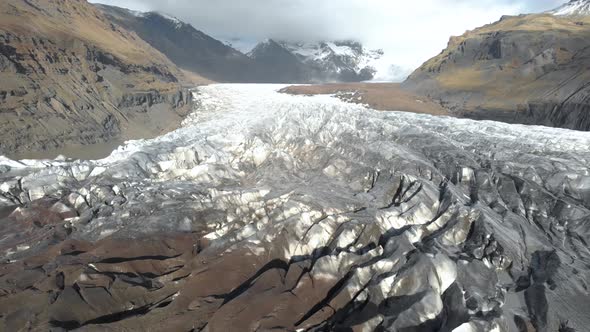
[1, 84, 590, 331]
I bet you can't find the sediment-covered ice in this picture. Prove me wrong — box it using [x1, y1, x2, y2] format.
[0, 84, 589, 331]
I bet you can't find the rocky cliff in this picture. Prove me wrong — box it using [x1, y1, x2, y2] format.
[0, 0, 200, 157]
[403, 10, 590, 130]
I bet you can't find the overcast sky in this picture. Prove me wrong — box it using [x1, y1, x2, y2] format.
[90, 0, 565, 68]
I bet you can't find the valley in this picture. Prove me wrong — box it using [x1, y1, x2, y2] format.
[1, 84, 589, 331]
[1, 0, 590, 331]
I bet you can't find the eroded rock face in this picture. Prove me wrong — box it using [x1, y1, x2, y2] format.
[403, 13, 590, 131]
[0, 0, 194, 157]
[0, 85, 589, 331]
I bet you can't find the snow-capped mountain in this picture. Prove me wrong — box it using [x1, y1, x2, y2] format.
[130, 10, 185, 29]
[97, 4, 259, 83]
[550, 0, 590, 15]
[245, 39, 408, 82]
[277, 40, 412, 82]
[98, 4, 409, 83]
[246, 39, 376, 82]
[279, 40, 382, 81]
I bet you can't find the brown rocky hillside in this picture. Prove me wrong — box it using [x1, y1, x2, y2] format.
[403, 13, 590, 130]
[0, 0, 206, 157]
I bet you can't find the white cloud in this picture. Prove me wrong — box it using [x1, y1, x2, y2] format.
[90, 0, 565, 68]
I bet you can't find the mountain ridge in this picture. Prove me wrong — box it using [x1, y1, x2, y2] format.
[278, 40, 382, 82]
[246, 38, 391, 82]
[403, 8, 590, 130]
[96, 4, 259, 83]
[96, 4, 403, 83]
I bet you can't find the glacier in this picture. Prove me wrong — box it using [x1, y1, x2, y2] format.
[0, 84, 589, 331]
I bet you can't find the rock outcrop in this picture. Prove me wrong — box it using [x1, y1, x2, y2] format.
[0, 0, 200, 157]
[403, 9, 590, 130]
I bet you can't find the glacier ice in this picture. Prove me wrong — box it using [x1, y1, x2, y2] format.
[0, 84, 589, 331]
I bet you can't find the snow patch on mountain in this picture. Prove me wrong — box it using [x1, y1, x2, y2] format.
[127, 8, 146, 18]
[323, 42, 357, 58]
[550, 0, 590, 15]
[277, 41, 412, 82]
[156, 12, 183, 26]
[114, 6, 184, 29]
[280, 40, 380, 74]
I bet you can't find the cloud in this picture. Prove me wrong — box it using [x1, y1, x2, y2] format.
[90, 0, 565, 67]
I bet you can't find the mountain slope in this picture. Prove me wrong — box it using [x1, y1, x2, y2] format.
[247, 39, 312, 82]
[96, 5, 400, 84]
[279, 40, 381, 82]
[0, 0, 202, 157]
[97, 6, 386, 83]
[551, 0, 590, 15]
[403, 7, 590, 130]
[96, 4, 258, 83]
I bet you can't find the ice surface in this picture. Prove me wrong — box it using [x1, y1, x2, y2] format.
[1, 84, 590, 330]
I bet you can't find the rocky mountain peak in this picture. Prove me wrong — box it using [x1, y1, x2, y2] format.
[550, 0, 590, 15]
[276, 40, 383, 80]
[247, 39, 299, 64]
[244, 38, 407, 82]
[249, 39, 289, 55]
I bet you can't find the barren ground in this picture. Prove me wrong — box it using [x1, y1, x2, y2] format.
[280, 83, 450, 116]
